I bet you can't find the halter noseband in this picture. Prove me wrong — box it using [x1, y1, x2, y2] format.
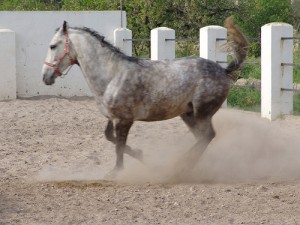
[44, 31, 77, 76]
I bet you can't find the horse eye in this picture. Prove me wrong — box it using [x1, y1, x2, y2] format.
[50, 44, 57, 50]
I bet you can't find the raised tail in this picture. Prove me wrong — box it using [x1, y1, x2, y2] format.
[224, 16, 248, 79]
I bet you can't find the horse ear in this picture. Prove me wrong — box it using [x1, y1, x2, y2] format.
[62, 21, 68, 33]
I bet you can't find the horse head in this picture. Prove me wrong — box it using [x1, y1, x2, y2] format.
[42, 21, 77, 85]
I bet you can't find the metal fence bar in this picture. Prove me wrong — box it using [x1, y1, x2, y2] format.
[281, 88, 300, 93]
[230, 85, 300, 93]
[244, 61, 261, 65]
[217, 61, 260, 65]
[124, 36, 298, 42]
[165, 38, 175, 41]
[129, 37, 264, 42]
[281, 37, 300, 40]
[165, 38, 200, 42]
[281, 88, 294, 91]
[247, 37, 260, 41]
[281, 62, 300, 67]
[232, 84, 260, 89]
[123, 38, 150, 42]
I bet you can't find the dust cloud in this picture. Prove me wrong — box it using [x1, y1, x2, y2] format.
[194, 110, 300, 183]
[118, 109, 300, 184]
[38, 109, 300, 184]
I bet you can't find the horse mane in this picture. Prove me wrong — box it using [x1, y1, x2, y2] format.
[71, 27, 141, 64]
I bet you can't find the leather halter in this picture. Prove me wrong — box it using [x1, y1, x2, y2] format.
[44, 31, 77, 76]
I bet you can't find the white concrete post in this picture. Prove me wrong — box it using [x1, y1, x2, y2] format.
[151, 27, 175, 60]
[0, 29, 16, 100]
[114, 28, 132, 56]
[200, 26, 228, 107]
[261, 23, 293, 120]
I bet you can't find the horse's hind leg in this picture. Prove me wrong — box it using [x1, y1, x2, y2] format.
[173, 103, 217, 181]
[104, 120, 116, 143]
[180, 112, 215, 169]
[181, 112, 215, 143]
[104, 120, 143, 162]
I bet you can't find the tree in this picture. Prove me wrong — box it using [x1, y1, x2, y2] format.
[1, 0, 295, 57]
[0, 0, 61, 10]
[292, 0, 300, 32]
[234, 0, 292, 56]
[61, 0, 240, 56]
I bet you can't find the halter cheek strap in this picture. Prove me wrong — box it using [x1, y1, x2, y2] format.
[44, 31, 77, 76]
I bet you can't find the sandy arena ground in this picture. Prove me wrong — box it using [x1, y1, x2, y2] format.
[1, 97, 300, 225]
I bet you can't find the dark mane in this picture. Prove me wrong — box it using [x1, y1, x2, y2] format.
[72, 27, 141, 64]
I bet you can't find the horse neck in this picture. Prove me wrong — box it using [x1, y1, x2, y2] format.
[70, 31, 125, 96]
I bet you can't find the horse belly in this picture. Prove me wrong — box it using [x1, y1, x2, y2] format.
[134, 100, 189, 122]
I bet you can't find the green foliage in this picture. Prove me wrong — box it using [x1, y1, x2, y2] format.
[227, 87, 261, 111]
[235, 0, 292, 38]
[292, 0, 300, 32]
[1, 0, 297, 58]
[294, 48, 300, 84]
[61, 0, 116, 11]
[235, 0, 292, 57]
[239, 57, 261, 80]
[61, 0, 239, 57]
[247, 41, 261, 58]
[294, 94, 300, 116]
[176, 41, 199, 58]
[0, 0, 61, 10]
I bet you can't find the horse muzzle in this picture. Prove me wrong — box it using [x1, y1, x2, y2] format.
[43, 72, 57, 85]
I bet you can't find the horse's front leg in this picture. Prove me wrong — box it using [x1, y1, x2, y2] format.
[104, 120, 143, 162]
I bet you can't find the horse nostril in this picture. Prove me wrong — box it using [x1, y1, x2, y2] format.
[43, 74, 50, 83]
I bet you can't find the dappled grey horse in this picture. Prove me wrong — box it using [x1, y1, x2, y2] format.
[42, 17, 248, 177]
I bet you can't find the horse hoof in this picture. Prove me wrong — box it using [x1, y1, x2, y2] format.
[134, 149, 143, 162]
[103, 169, 119, 181]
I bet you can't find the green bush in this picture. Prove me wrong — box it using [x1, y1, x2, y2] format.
[239, 57, 261, 79]
[294, 50, 300, 83]
[227, 87, 261, 112]
[0, 0, 60, 10]
[247, 41, 261, 58]
[294, 94, 300, 116]
[228, 88, 300, 116]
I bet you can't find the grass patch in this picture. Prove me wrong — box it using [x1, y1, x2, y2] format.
[228, 88, 300, 116]
[294, 52, 300, 83]
[239, 56, 261, 79]
[227, 87, 261, 112]
[294, 94, 300, 116]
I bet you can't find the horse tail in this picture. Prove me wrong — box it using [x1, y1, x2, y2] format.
[224, 16, 248, 80]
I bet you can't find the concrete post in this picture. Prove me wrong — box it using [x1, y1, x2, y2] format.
[151, 27, 175, 60]
[200, 26, 228, 107]
[261, 23, 293, 120]
[0, 29, 16, 100]
[114, 28, 132, 56]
